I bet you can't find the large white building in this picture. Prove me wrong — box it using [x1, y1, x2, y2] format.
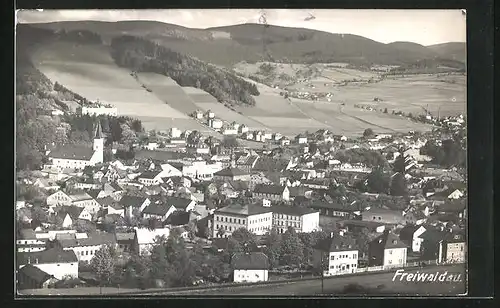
[213, 203, 273, 238]
[53, 232, 117, 263]
[271, 205, 320, 234]
[81, 106, 118, 117]
[17, 248, 79, 280]
[47, 122, 105, 170]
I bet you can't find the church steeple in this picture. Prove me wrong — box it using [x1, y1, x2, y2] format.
[94, 121, 103, 139]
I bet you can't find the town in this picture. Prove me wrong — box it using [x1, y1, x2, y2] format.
[16, 101, 467, 294]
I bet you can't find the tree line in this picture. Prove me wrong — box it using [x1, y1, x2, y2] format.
[109, 35, 260, 107]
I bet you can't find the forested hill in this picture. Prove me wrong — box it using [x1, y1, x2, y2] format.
[110, 35, 260, 106]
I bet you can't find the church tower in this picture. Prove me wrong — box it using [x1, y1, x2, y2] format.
[93, 121, 104, 163]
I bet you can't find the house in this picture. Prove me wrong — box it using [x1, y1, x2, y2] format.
[239, 124, 249, 134]
[116, 232, 135, 253]
[142, 196, 196, 222]
[118, 195, 151, 219]
[361, 207, 407, 225]
[308, 202, 353, 219]
[33, 178, 60, 191]
[133, 227, 171, 255]
[53, 232, 117, 262]
[368, 230, 408, 267]
[209, 118, 223, 129]
[213, 167, 251, 182]
[315, 234, 359, 276]
[106, 203, 125, 217]
[271, 205, 320, 234]
[231, 252, 269, 283]
[17, 265, 58, 289]
[252, 184, 290, 202]
[295, 134, 308, 144]
[17, 247, 79, 280]
[280, 138, 291, 146]
[56, 206, 93, 228]
[439, 232, 466, 264]
[17, 229, 47, 253]
[68, 192, 101, 214]
[213, 203, 273, 238]
[398, 225, 427, 253]
[46, 190, 73, 207]
[235, 154, 260, 173]
[137, 171, 164, 186]
[47, 122, 104, 169]
[435, 201, 467, 219]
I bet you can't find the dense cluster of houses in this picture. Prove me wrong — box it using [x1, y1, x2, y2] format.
[16, 119, 466, 288]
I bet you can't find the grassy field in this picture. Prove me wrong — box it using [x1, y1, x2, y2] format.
[29, 41, 464, 138]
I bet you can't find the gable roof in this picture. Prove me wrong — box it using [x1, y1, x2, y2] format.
[231, 252, 269, 270]
[253, 184, 286, 195]
[271, 205, 317, 216]
[17, 247, 78, 265]
[56, 232, 116, 248]
[216, 203, 272, 216]
[253, 157, 288, 172]
[139, 170, 161, 179]
[214, 167, 249, 177]
[57, 205, 85, 220]
[48, 145, 94, 160]
[371, 231, 408, 249]
[119, 195, 149, 208]
[142, 203, 173, 216]
[163, 196, 193, 210]
[17, 264, 54, 283]
[115, 232, 135, 242]
[288, 186, 311, 197]
[87, 189, 103, 199]
[316, 235, 358, 252]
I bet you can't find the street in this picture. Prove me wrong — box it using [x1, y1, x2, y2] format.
[181, 264, 466, 296]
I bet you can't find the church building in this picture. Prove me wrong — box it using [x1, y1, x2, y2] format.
[47, 122, 105, 170]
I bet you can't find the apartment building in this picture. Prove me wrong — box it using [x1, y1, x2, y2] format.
[212, 203, 273, 238]
[271, 205, 320, 234]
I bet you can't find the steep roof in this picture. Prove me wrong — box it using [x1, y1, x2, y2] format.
[115, 232, 135, 242]
[57, 205, 84, 220]
[56, 232, 116, 248]
[214, 167, 249, 177]
[216, 203, 273, 216]
[253, 184, 286, 195]
[18, 247, 78, 265]
[253, 157, 288, 172]
[94, 121, 103, 139]
[17, 264, 54, 283]
[163, 196, 193, 210]
[271, 205, 318, 216]
[142, 203, 173, 216]
[119, 195, 149, 208]
[139, 170, 161, 179]
[48, 145, 94, 160]
[371, 231, 408, 250]
[316, 235, 358, 252]
[231, 252, 269, 270]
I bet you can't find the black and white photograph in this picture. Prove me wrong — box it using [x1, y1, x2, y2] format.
[15, 9, 467, 297]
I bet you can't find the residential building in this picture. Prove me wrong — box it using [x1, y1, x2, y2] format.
[17, 229, 47, 253]
[213, 203, 273, 238]
[399, 225, 427, 253]
[368, 230, 408, 267]
[17, 248, 79, 280]
[133, 227, 171, 255]
[271, 205, 320, 234]
[252, 184, 290, 202]
[213, 167, 251, 182]
[439, 232, 466, 264]
[137, 171, 164, 186]
[361, 207, 407, 225]
[231, 252, 269, 283]
[81, 106, 118, 117]
[119, 195, 151, 219]
[17, 265, 58, 289]
[52, 232, 117, 263]
[308, 202, 353, 219]
[316, 234, 359, 276]
[115, 232, 135, 253]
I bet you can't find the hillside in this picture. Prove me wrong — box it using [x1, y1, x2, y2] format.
[28, 21, 464, 67]
[427, 42, 466, 63]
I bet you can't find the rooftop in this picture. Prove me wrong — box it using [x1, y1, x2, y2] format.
[216, 203, 273, 216]
[18, 247, 78, 265]
[48, 145, 94, 160]
[253, 184, 286, 195]
[231, 252, 269, 270]
[214, 167, 249, 177]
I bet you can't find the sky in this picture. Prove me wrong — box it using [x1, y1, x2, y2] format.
[16, 9, 466, 46]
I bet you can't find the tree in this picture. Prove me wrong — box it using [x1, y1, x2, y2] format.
[222, 136, 239, 149]
[364, 168, 390, 194]
[232, 228, 257, 253]
[390, 173, 408, 196]
[279, 227, 304, 267]
[216, 226, 226, 238]
[393, 151, 408, 173]
[90, 245, 116, 292]
[363, 128, 374, 138]
[263, 228, 281, 269]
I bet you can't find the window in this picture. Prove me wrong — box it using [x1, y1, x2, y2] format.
[388, 260, 392, 264]
[86, 251, 89, 256]
[378, 217, 381, 220]
[372, 216, 376, 220]
[346, 265, 350, 269]
[330, 256, 335, 261]
[389, 250, 393, 255]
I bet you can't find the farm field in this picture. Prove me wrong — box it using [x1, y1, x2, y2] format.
[31, 42, 192, 126]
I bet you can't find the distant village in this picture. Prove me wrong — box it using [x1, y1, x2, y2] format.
[16, 102, 467, 292]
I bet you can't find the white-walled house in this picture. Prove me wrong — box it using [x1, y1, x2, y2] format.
[17, 248, 79, 280]
[232, 252, 269, 283]
[369, 231, 408, 268]
[399, 225, 427, 253]
[54, 233, 117, 263]
[133, 227, 171, 255]
[17, 229, 47, 253]
[320, 235, 359, 276]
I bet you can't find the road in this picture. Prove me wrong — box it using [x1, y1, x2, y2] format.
[174, 264, 466, 296]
